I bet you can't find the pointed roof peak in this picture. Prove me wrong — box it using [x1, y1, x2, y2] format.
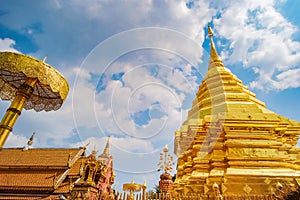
[91, 145, 98, 156]
[207, 23, 223, 68]
[98, 136, 111, 160]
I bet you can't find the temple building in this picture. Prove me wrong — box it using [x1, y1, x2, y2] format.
[0, 137, 115, 200]
[173, 25, 300, 196]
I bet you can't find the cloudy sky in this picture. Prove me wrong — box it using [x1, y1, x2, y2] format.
[1, 0, 300, 191]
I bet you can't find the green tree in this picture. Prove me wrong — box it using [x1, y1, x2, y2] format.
[154, 184, 161, 194]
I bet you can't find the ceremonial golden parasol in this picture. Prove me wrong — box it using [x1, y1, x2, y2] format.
[123, 179, 141, 200]
[0, 52, 69, 148]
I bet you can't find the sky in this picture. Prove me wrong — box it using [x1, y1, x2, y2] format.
[1, 0, 300, 192]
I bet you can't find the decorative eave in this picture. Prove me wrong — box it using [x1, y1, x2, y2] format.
[68, 147, 86, 167]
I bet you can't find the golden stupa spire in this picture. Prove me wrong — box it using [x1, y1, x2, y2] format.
[208, 24, 223, 67]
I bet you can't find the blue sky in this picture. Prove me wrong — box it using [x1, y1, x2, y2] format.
[1, 0, 300, 192]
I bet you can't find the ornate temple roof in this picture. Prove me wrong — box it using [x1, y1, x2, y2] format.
[0, 148, 86, 199]
[0, 142, 115, 199]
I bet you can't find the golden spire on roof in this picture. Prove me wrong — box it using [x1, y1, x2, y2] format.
[98, 136, 111, 159]
[208, 24, 223, 67]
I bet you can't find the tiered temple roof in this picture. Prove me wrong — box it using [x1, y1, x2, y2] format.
[0, 148, 85, 199]
[0, 137, 115, 199]
[173, 25, 300, 196]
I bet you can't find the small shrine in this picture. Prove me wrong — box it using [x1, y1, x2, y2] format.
[70, 137, 115, 200]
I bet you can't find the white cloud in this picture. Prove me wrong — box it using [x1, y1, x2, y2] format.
[73, 136, 154, 154]
[213, 0, 300, 90]
[93, 65, 186, 140]
[4, 132, 28, 148]
[0, 0, 214, 67]
[1, 0, 300, 92]
[274, 68, 300, 89]
[0, 38, 19, 53]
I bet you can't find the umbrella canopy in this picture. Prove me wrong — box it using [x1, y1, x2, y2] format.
[0, 52, 69, 148]
[0, 52, 69, 112]
[123, 179, 141, 192]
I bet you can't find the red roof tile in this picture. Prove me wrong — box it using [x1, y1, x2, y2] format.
[0, 148, 84, 168]
[0, 148, 85, 191]
[0, 169, 64, 188]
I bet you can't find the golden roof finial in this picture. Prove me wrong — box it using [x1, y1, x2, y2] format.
[22, 132, 35, 151]
[208, 23, 223, 67]
[98, 136, 111, 160]
[142, 181, 147, 187]
[92, 145, 98, 156]
[163, 144, 169, 152]
[27, 132, 35, 146]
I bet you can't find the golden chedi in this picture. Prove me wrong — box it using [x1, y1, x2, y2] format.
[172, 25, 300, 196]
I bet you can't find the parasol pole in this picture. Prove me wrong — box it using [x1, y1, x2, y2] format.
[0, 53, 68, 149]
[0, 77, 38, 148]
